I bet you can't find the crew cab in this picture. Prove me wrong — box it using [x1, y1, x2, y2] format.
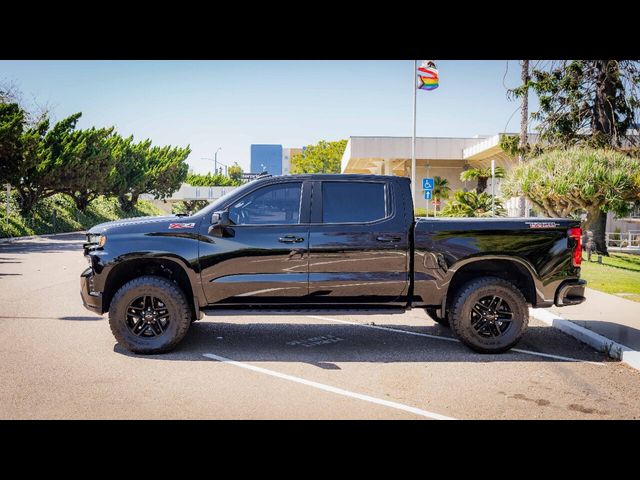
[81, 174, 586, 354]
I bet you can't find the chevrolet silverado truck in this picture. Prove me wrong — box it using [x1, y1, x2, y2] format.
[81, 174, 586, 354]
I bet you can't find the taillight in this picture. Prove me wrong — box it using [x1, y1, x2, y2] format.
[568, 227, 582, 267]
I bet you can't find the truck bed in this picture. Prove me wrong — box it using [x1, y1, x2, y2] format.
[412, 217, 581, 308]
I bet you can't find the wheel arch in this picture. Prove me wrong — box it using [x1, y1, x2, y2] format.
[442, 257, 539, 313]
[102, 255, 201, 319]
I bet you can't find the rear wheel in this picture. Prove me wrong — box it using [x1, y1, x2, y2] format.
[448, 277, 528, 353]
[109, 275, 191, 354]
[426, 307, 449, 327]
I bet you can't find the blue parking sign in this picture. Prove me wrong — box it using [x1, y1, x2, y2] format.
[422, 178, 434, 190]
[424, 190, 432, 200]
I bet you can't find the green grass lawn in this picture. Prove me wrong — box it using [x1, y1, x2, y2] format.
[579, 252, 640, 302]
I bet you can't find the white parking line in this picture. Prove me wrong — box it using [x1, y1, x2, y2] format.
[307, 315, 605, 366]
[202, 352, 455, 420]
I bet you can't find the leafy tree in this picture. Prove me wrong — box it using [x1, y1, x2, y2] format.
[460, 165, 506, 194]
[107, 137, 190, 212]
[172, 200, 209, 215]
[440, 190, 506, 217]
[228, 162, 243, 183]
[502, 147, 640, 230]
[290, 139, 347, 174]
[185, 172, 239, 187]
[508, 60, 640, 253]
[42, 124, 116, 211]
[431, 176, 450, 213]
[0, 102, 26, 187]
[0, 102, 85, 214]
[146, 144, 191, 199]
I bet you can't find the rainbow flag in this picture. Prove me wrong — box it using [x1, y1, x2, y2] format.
[417, 60, 439, 91]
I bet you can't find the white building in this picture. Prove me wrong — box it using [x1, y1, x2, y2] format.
[341, 134, 533, 215]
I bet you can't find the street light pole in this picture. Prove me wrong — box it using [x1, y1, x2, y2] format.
[214, 147, 222, 174]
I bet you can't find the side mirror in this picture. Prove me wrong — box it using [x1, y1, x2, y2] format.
[208, 210, 231, 236]
[211, 210, 231, 227]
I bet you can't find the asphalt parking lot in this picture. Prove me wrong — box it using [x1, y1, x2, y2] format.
[1, 233, 639, 419]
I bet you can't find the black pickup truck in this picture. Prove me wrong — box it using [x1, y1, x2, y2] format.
[81, 174, 586, 354]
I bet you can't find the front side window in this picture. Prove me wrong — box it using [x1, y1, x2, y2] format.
[229, 183, 302, 225]
[322, 182, 388, 223]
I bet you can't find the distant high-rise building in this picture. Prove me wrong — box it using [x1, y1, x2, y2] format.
[250, 144, 302, 175]
[250, 144, 283, 175]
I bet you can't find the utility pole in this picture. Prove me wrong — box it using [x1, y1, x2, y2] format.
[518, 60, 529, 217]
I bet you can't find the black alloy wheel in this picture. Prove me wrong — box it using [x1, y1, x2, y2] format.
[470, 295, 513, 338]
[109, 275, 192, 354]
[448, 276, 528, 353]
[126, 295, 170, 337]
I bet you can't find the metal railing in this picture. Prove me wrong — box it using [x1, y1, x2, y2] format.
[606, 231, 640, 249]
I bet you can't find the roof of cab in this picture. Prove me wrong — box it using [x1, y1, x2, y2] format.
[263, 174, 410, 182]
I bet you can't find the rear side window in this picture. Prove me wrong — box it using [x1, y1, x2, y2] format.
[322, 182, 387, 223]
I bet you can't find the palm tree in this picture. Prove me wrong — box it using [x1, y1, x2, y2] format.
[431, 176, 451, 214]
[441, 190, 506, 217]
[460, 165, 506, 194]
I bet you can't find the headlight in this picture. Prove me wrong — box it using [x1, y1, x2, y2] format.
[86, 234, 107, 248]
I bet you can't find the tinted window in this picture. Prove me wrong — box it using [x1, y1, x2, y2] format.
[229, 183, 302, 225]
[322, 182, 387, 223]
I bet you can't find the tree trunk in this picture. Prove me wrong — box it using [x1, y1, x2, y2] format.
[119, 192, 139, 213]
[592, 60, 618, 146]
[590, 209, 609, 256]
[73, 193, 91, 212]
[518, 60, 530, 217]
[588, 61, 618, 252]
[476, 177, 488, 194]
[118, 193, 133, 213]
[18, 189, 38, 216]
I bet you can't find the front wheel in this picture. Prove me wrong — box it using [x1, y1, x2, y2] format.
[108, 275, 192, 354]
[448, 277, 528, 354]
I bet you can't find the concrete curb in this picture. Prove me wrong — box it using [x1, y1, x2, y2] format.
[0, 231, 85, 244]
[530, 308, 640, 371]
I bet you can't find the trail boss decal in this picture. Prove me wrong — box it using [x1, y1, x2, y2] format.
[525, 221, 559, 229]
[168, 223, 195, 229]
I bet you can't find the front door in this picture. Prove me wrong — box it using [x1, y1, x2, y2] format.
[307, 179, 410, 305]
[199, 180, 310, 305]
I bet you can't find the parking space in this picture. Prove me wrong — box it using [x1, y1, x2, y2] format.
[1, 234, 639, 419]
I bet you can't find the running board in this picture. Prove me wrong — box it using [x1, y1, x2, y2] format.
[201, 306, 408, 317]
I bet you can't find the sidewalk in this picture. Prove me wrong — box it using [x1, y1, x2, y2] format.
[549, 288, 640, 350]
[531, 287, 640, 370]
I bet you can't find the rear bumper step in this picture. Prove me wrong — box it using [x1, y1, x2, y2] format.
[555, 279, 587, 307]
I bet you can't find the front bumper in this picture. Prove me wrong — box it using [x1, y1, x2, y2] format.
[555, 279, 587, 307]
[80, 267, 103, 313]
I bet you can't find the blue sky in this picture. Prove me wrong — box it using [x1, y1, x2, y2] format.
[0, 60, 538, 174]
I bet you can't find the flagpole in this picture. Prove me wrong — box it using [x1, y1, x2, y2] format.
[411, 59, 417, 209]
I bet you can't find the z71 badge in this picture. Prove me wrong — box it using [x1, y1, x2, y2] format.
[168, 223, 195, 229]
[525, 221, 559, 229]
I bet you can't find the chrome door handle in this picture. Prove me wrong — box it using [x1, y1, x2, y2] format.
[279, 235, 304, 243]
[377, 235, 401, 242]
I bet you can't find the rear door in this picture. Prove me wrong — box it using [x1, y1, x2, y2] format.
[307, 179, 410, 305]
[199, 180, 311, 304]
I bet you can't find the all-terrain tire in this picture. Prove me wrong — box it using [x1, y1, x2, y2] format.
[426, 307, 450, 327]
[109, 275, 191, 354]
[448, 276, 528, 354]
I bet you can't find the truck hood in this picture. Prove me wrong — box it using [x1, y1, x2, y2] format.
[87, 215, 196, 234]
